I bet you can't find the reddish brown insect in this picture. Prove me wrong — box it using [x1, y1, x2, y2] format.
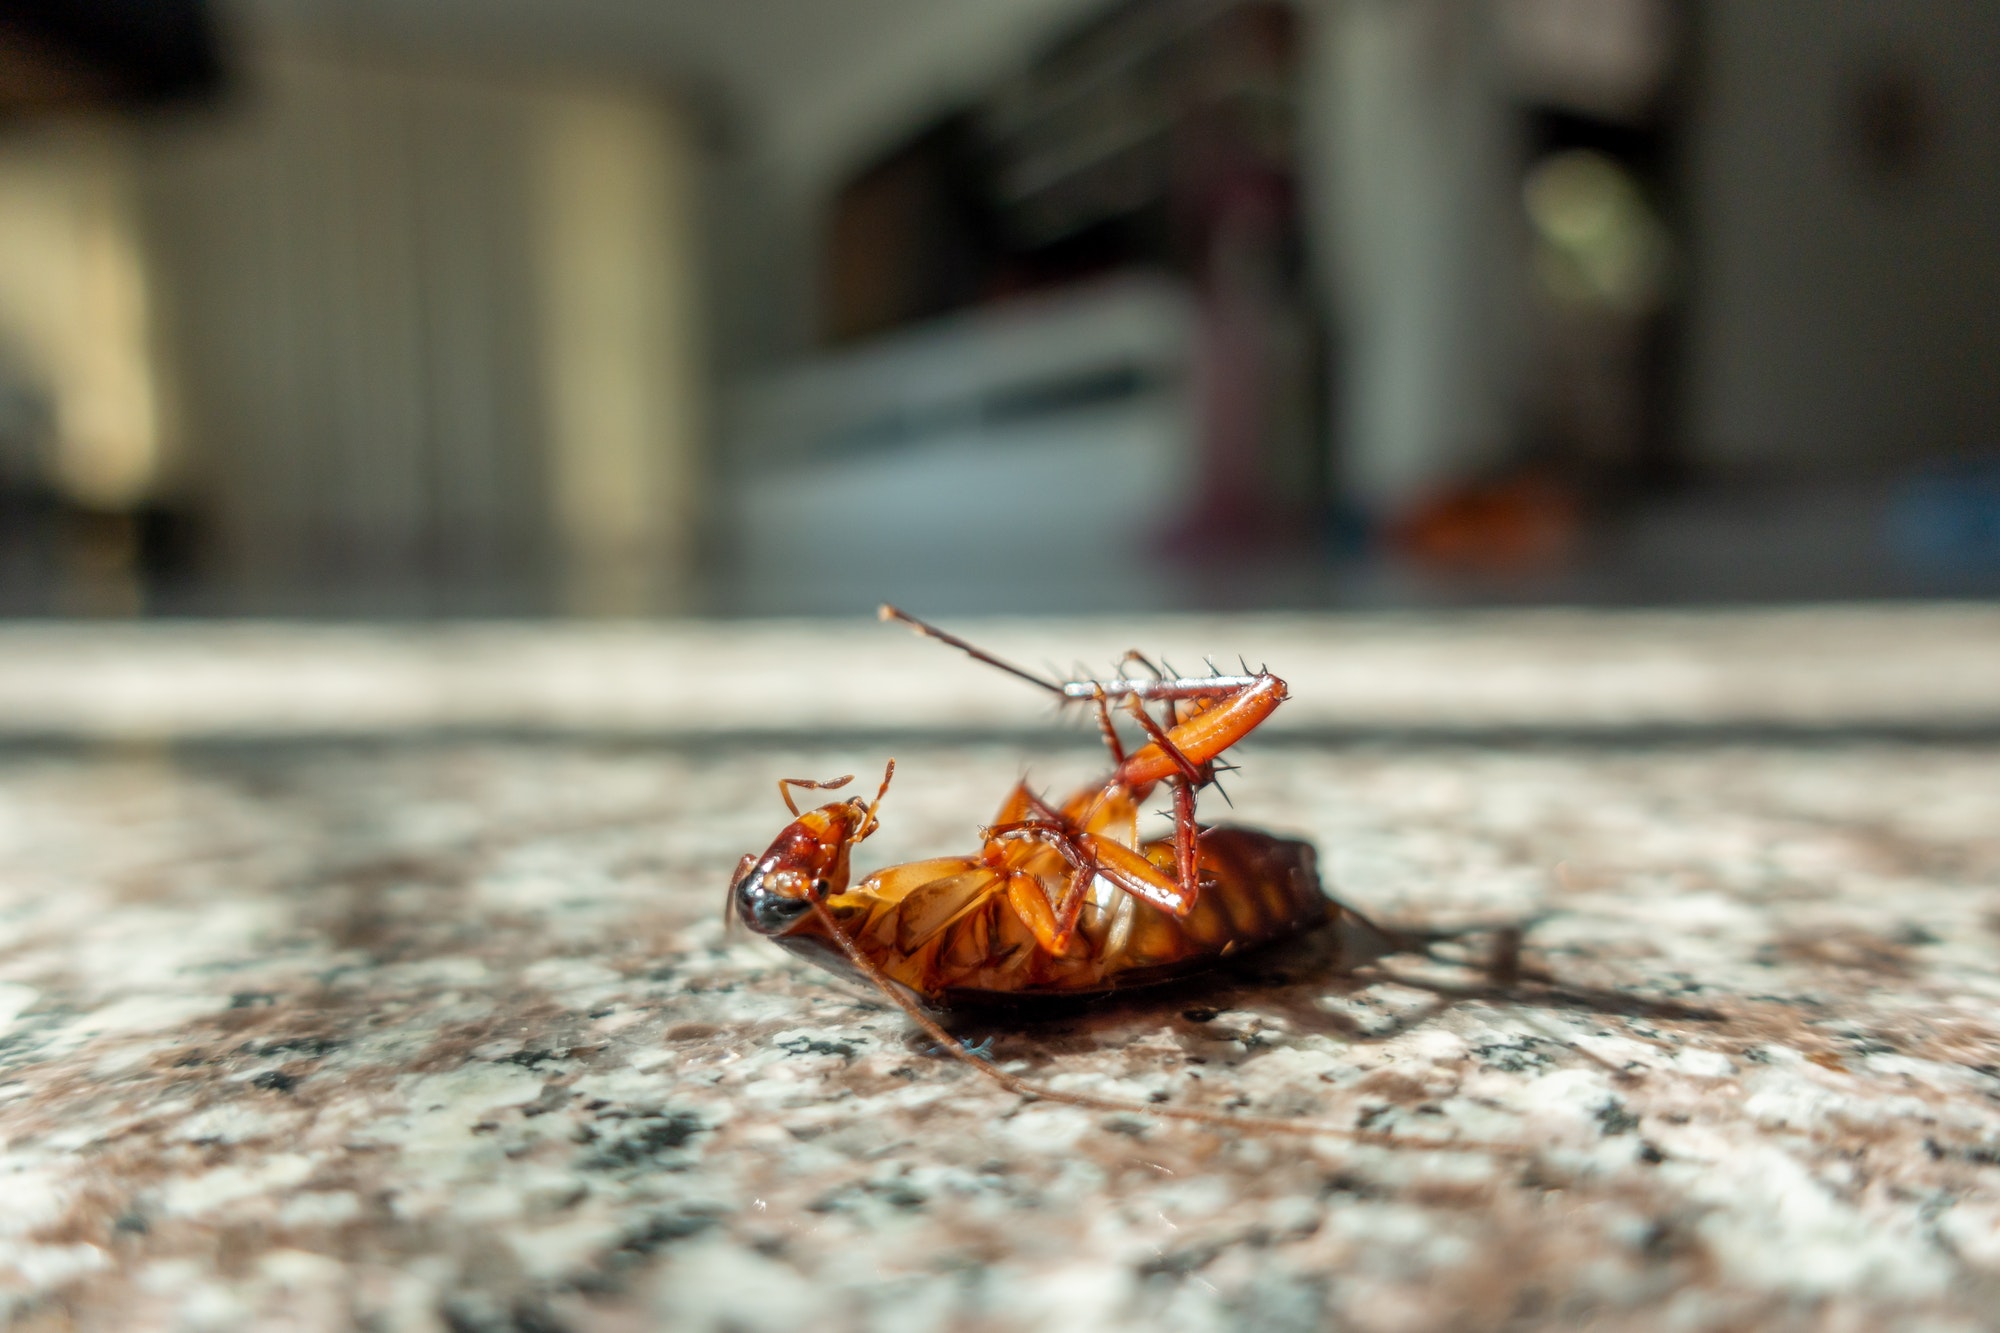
[726, 610, 1527, 1146]
[729, 607, 1316, 1006]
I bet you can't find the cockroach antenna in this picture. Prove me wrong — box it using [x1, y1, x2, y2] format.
[879, 604, 1066, 698]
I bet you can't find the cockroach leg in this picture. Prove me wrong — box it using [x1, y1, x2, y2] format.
[1119, 648, 1167, 681]
[999, 790, 1116, 951]
[1021, 787, 1067, 825]
[1171, 780, 1200, 902]
[779, 773, 853, 818]
[984, 817, 1190, 932]
[1045, 853, 1100, 955]
[990, 820, 1193, 918]
[1002, 870, 1065, 953]
[1124, 694, 1209, 787]
[1087, 687, 1127, 767]
[880, 609, 1286, 810]
[1120, 648, 1176, 732]
[1118, 699, 1211, 905]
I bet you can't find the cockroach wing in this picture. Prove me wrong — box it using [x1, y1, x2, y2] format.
[1063, 785, 1139, 849]
[858, 856, 981, 906]
[891, 865, 1006, 954]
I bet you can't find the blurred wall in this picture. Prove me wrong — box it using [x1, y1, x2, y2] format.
[1303, 0, 1522, 510]
[703, 0, 1114, 380]
[8, 0, 1993, 617]
[532, 93, 704, 615]
[0, 126, 161, 512]
[139, 49, 704, 614]
[1685, 0, 2000, 475]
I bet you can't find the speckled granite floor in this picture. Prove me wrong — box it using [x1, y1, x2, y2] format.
[1, 614, 1999, 1331]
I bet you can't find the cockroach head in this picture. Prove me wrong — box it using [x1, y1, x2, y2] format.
[731, 798, 869, 937]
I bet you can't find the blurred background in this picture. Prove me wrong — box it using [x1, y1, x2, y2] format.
[0, 0, 1994, 619]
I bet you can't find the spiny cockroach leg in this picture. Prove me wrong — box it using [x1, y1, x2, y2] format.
[1088, 687, 1127, 767]
[1171, 780, 1200, 899]
[1121, 649, 1167, 681]
[1119, 701, 1212, 905]
[1124, 696, 1208, 787]
[1046, 855, 1100, 954]
[1022, 787, 1066, 825]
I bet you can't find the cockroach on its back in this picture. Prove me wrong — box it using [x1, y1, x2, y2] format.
[736, 773, 1331, 1006]
[726, 610, 1534, 1147]
[730, 607, 1319, 1006]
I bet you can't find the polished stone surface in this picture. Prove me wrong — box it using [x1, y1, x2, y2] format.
[1, 613, 1998, 1330]
[1, 604, 1996, 740]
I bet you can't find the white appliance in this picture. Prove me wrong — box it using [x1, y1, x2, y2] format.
[718, 274, 1199, 615]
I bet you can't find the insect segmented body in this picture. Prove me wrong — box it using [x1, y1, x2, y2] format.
[724, 611, 1551, 1155]
[728, 609, 1327, 1006]
[735, 780, 1328, 1004]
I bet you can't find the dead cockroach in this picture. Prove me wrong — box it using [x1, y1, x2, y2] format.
[733, 765, 1329, 1006]
[732, 607, 1308, 1004]
[724, 610, 1553, 1149]
[725, 611, 1522, 1146]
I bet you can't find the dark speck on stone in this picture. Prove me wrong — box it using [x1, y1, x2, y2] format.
[778, 1035, 856, 1060]
[582, 1112, 705, 1170]
[610, 1209, 720, 1265]
[246, 1035, 341, 1058]
[1597, 1100, 1640, 1136]
[1140, 1243, 1222, 1278]
[874, 1183, 927, 1210]
[501, 1048, 557, 1068]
